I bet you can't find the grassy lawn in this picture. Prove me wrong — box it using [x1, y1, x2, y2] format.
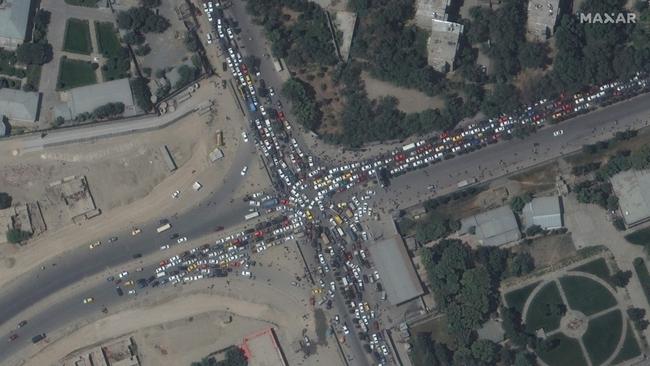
[64, 0, 97, 6]
[94, 21, 121, 57]
[633, 258, 650, 306]
[63, 18, 92, 55]
[571, 258, 611, 284]
[525, 281, 564, 333]
[582, 309, 623, 366]
[537, 333, 588, 366]
[625, 227, 650, 246]
[559, 275, 617, 316]
[504, 282, 540, 314]
[57, 58, 96, 90]
[611, 323, 641, 364]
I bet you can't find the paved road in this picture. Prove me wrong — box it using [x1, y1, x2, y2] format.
[371, 93, 650, 211]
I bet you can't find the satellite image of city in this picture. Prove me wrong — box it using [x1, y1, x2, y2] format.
[0, 0, 649, 365]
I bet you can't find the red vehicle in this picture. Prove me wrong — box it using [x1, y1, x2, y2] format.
[277, 111, 286, 120]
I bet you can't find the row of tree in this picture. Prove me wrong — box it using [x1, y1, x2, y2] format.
[116, 7, 170, 34]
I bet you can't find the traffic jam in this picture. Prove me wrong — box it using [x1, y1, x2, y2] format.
[101, 2, 650, 364]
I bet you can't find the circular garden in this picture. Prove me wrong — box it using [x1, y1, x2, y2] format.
[505, 260, 641, 366]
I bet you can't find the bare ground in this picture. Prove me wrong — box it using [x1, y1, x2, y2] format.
[361, 71, 445, 114]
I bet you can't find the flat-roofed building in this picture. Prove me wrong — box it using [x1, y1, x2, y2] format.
[0, 0, 34, 49]
[522, 196, 563, 230]
[415, 0, 449, 29]
[461, 206, 520, 246]
[611, 169, 650, 227]
[427, 19, 463, 73]
[54, 78, 137, 120]
[367, 235, 424, 305]
[0, 88, 41, 123]
[526, 0, 560, 41]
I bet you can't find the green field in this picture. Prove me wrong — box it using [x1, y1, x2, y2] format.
[63, 18, 92, 55]
[611, 323, 642, 364]
[64, 0, 97, 6]
[537, 333, 588, 366]
[57, 58, 96, 90]
[94, 21, 122, 57]
[525, 281, 564, 333]
[625, 227, 650, 245]
[560, 275, 617, 316]
[504, 282, 540, 314]
[582, 310, 623, 366]
[571, 258, 611, 283]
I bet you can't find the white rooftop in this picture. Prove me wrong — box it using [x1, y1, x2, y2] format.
[461, 206, 520, 246]
[611, 170, 650, 227]
[522, 196, 563, 229]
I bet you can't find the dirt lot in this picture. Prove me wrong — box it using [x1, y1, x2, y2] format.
[508, 161, 560, 193]
[361, 71, 445, 114]
[517, 233, 577, 268]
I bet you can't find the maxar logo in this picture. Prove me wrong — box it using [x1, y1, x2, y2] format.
[578, 12, 636, 24]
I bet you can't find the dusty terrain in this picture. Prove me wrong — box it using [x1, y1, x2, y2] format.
[361, 71, 445, 114]
[0, 78, 249, 288]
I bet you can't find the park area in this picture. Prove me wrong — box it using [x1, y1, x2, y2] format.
[94, 21, 130, 81]
[504, 260, 641, 366]
[57, 57, 96, 90]
[63, 18, 93, 55]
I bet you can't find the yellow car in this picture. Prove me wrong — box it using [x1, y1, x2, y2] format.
[89, 241, 101, 249]
[83, 297, 94, 304]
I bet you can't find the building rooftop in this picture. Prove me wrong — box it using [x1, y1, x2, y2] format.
[55, 78, 136, 120]
[367, 235, 424, 305]
[427, 19, 463, 73]
[0, 0, 32, 43]
[461, 206, 520, 246]
[0, 88, 41, 122]
[415, 0, 449, 29]
[526, 0, 560, 41]
[522, 196, 563, 229]
[611, 169, 650, 227]
[0, 119, 6, 136]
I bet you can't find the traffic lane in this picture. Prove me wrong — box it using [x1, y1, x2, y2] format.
[300, 241, 370, 366]
[0, 142, 260, 327]
[0, 244, 310, 364]
[375, 104, 647, 210]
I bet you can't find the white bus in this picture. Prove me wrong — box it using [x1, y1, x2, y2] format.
[156, 223, 172, 233]
[244, 211, 260, 220]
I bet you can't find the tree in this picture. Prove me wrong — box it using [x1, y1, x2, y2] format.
[611, 270, 632, 287]
[123, 31, 145, 45]
[510, 193, 533, 212]
[6, 229, 31, 244]
[140, 0, 161, 7]
[224, 346, 248, 366]
[514, 351, 536, 366]
[117, 7, 170, 33]
[282, 78, 322, 131]
[470, 339, 499, 364]
[525, 225, 543, 237]
[508, 252, 535, 276]
[0, 192, 12, 209]
[33, 9, 52, 43]
[134, 44, 151, 56]
[184, 31, 201, 52]
[518, 42, 549, 69]
[16, 43, 53, 65]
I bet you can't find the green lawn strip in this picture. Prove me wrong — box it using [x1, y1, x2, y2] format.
[571, 258, 612, 285]
[0, 48, 22, 78]
[504, 282, 540, 314]
[57, 58, 97, 90]
[94, 21, 121, 57]
[64, 0, 97, 7]
[625, 227, 650, 246]
[537, 333, 588, 366]
[633, 258, 650, 306]
[63, 18, 92, 55]
[559, 275, 617, 316]
[611, 323, 642, 364]
[525, 281, 564, 333]
[582, 309, 623, 366]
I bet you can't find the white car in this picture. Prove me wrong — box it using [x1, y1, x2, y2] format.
[119, 271, 128, 278]
[241, 166, 248, 176]
[553, 130, 564, 137]
[241, 270, 251, 277]
[206, 33, 213, 44]
[242, 131, 249, 142]
[269, 87, 275, 96]
[177, 237, 187, 244]
[128, 289, 136, 295]
[160, 244, 170, 251]
[172, 190, 180, 198]
[343, 324, 350, 335]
